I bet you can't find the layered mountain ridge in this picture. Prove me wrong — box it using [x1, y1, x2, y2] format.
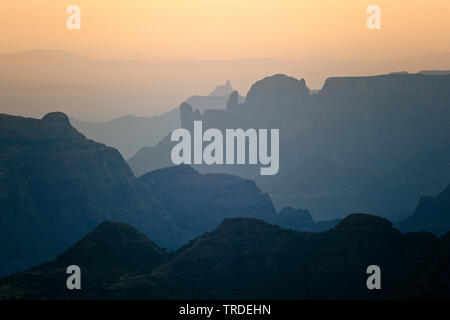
[0, 112, 183, 276]
[127, 73, 450, 221]
[0, 112, 335, 277]
[1, 214, 449, 299]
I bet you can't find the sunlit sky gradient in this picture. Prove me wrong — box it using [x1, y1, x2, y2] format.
[2, 0, 450, 60]
[0, 0, 449, 120]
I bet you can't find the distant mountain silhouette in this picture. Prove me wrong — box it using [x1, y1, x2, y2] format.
[70, 83, 245, 159]
[128, 73, 450, 221]
[3, 49, 449, 120]
[2, 214, 449, 299]
[70, 109, 180, 159]
[210, 80, 234, 96]
[420, 70, 450, 75]
[397, 184, 450, 235]
[275, 206, 340, 231]
[186, 81, 245, 113]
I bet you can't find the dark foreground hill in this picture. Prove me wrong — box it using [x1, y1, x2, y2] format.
[1, 214, 449, 299]
[0, 221, 170, 299]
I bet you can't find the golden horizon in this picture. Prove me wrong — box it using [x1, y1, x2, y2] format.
[1, 0, 449, 61]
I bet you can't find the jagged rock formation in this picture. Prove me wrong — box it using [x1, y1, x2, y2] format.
[127, 73, 450, 222]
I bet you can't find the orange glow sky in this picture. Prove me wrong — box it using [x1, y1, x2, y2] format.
[2, 0, 450, 61]
[1, 1, 450, 120]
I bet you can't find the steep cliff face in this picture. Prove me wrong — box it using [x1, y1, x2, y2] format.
[316, 74, 450, 162]
[0, 113, 183, 277]
[129, 73, 450, 221]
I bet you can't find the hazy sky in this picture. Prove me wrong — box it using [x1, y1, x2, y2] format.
[1, 0, 449, 121]
[2, 0, 450, 60]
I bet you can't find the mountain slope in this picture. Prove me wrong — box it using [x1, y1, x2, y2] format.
[70, 108, 180, 159]
[0, 221, 170, 299]
[139, 165, 276, 238]
[0, 112, 184, 277]
[138, 165, 337, 240]
[124, 214, 450, 299]
[396, 185, 450, 235]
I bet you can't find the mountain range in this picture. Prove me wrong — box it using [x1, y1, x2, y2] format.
[70, 82, 245, 159]
[1, 70, 449, 298]
[127, 73, 450, 222]
[0, 112, 336, 277]
[0, 110, 449, 298]
[3, 49, 449, 121]
[1, 214, 449, 299]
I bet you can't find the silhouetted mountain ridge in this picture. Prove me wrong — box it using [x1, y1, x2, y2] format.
[2, 214, 449, 299]
[397, 184, 450, 235]
[137, 165, 337, 238]
[0, 113, 335, 277]
[128, 73, 450, 222]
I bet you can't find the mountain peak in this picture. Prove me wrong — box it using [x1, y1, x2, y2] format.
[276, 207, 314, 229]
[42, 112, 70, 125]
[53, 221, 169, 270]
[396, 184, 450, 235]
[245, 74, 309, 108]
